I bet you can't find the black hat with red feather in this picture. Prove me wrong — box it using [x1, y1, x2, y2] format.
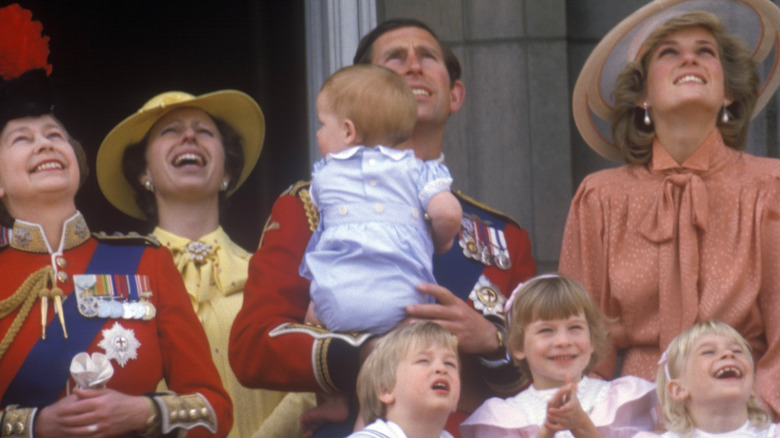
[0, 3, 55, 132]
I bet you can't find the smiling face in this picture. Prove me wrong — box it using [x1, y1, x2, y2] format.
[141, 107, 227, 201]
[370, 26, 464, 128]
[379, 343, 460, 421]
[670, 333, 754, 408]
[0, 115, 80, 217]
[644, 26, 727, 121]
[514, 313, 594, 390]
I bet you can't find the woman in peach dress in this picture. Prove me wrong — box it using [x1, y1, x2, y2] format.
[560, 0, 780, 419]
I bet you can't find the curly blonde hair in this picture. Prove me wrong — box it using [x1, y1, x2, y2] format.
[656, 319, 769, 436]
[611, 11, 759, 164]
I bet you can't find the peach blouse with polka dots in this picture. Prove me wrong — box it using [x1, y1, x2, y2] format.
[560, 129, 780, 418]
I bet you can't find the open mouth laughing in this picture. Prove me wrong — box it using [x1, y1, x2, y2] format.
[172, 152, 206, 167]
[713, 365, 743, 379]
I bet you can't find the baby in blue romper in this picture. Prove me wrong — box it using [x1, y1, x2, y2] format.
[300, 64, 463, 335]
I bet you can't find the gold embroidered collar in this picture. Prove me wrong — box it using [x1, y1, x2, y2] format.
[11, 212, 91, 253]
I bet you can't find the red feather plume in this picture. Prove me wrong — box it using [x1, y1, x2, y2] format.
[0, 4, 53, 81]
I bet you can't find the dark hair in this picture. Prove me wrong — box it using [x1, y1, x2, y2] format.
[611, 12, 759, 164]
[121, 114, 244, 224]
[353, 18, 462, 86]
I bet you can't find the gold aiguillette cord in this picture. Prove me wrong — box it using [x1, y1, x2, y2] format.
[41, 268, 67, 339]
[0, 266, 54, 362]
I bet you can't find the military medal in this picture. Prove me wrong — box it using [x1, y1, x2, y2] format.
[459, 217, 483, 262]
[468, 275, 506, 317]
[488, 226, 511, 270]
[139, 290, 156, 321]
[122, 302, 135, 319]
[74, 274, 155, 320]
[458, 215, 511, 270]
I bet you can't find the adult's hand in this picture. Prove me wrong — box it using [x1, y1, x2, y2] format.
[406, 282, 501, 355]
[34, 389, 150, 438]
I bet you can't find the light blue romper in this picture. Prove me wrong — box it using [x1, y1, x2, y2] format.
[300, 145, 453, 334]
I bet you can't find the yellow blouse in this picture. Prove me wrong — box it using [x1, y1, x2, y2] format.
[153, 226, 296, 437]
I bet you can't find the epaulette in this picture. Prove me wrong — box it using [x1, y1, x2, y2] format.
[92, 231, 161, 247]
[453, 190, 525, 230]
[286, 180, 319, 232]
[284, 180, 312, 196]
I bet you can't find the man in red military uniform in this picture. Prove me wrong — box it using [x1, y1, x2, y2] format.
[229, 18, 537, 438]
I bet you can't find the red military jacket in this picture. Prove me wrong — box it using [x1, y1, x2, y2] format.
[0, 214, 232, 438]
[229, 182, 536, 426]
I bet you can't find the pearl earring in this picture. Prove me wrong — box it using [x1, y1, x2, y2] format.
[643, 102, 651, 126]
[221, 180, 229, 192]
[144, 180, 155, 192]
[721, 101, 730, 123]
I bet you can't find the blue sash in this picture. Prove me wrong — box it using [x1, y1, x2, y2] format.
[433, 200, 507, 301]
[2, 242, 146, 407]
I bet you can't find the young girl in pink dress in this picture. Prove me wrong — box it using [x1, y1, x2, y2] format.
[635, 320, 778, 438]
[460, 274, 658, 438]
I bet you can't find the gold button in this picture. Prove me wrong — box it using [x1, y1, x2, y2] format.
[57, 271, 69, 283]
[375, 203, 384, 213]
[369, 179, 377, 186]
[200, 407, 209, 416]
[411, 209, 420, 218]
[339, 206, 348, 216]
[189, 408, 199, 420]
[14, 422, 25, 434]
[56, 257, 67, 268]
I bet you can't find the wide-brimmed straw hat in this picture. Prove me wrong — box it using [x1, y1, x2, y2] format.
[97, 90, 265, 219]
[572, 0, 780, 162]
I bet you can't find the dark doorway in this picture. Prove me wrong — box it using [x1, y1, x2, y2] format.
[4, 0, 310, 251]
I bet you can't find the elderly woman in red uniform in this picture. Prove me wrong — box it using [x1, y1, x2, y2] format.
[0, 5, 232, 437]
[561, 0, 780, 419]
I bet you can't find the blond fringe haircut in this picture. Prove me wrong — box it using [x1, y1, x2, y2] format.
[611, 11, 759, 164]
[656, 319, 770, 436]
[356, 321, 459, 425]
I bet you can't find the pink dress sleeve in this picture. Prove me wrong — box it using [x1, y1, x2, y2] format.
[459, 398, 536, 438]
[591, 376, 659, 437]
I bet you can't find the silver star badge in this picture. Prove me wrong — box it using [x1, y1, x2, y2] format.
[98, 322, 141, 367]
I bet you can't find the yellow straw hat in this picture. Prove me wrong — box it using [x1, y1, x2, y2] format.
[572, 0, 780, 162]
[97, 90, 265, 219]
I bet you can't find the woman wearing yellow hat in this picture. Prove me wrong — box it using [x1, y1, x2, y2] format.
[97, 90, 308, 437]
[561, 0, 780, 419]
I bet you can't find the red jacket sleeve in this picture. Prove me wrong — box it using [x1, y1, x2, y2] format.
[229, 185, 361, 394]
[142, 246, 234, 437]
